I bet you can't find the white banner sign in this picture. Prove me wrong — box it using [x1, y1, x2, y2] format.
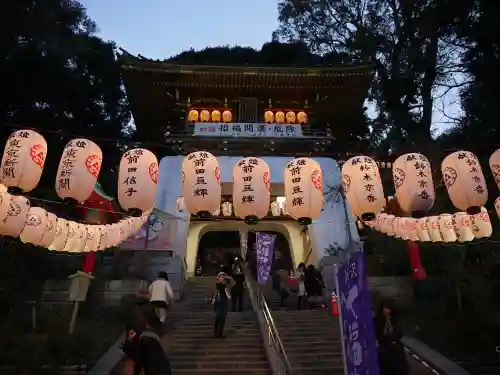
[194, 123, 303, 138]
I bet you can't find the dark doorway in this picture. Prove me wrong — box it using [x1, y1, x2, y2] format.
[196, 230, 293, 277]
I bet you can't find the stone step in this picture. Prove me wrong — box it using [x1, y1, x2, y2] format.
[171, 361, 269, 370]
[172, 370, 271, 375]
[292, 358, 344, 369]
[170, 329, 261, 337]
[168, 340, 266, 350]
[170, 349, 267, 360]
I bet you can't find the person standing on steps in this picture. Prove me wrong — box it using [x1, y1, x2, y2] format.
[209, 272, 233, 338]
[149, 271, 174, 326]
[294, 263, 307, 310]
[231, 256, 245, 312]
[373, 301, 409, 375]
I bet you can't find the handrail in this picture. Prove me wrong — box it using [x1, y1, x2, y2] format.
[243, 268, 294, 375]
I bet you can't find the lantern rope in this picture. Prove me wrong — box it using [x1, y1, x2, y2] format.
[25, 195, 128, 216]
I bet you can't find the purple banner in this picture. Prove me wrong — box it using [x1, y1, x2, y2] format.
[256, 232, 276, 284]
[337, 250, 379, 375]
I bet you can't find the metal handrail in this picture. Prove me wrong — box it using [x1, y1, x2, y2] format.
[244, 269, 294, 375]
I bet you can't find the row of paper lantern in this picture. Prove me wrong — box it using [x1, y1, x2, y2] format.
[364, 207, 493, 243]
[180, 153, 323, 224]
[0, 184, 148, 251]
[188, 109, 233, 123]
[176, 197, 290, 217]
[341, 151, 500, 222]
[263, 110, 308, 125]
[0, 129, 158, 216]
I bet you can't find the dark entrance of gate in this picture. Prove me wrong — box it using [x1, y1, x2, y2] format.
[196, 231, 293, 276]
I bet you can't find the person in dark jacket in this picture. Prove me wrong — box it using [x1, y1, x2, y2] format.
[209, 272, 232, 338]
[373, 302, 409, 375]
[230, 257, 245, 312]
[305, 265, 326, 309]
[122, 310, 172, 375]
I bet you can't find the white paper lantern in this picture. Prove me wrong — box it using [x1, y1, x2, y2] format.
[402, 218, 419, 241]
[0, 130, 47, 193]
[392, 153, 435, 216]
[426, 216, 442, 242]
[55, 138, 102, 203]
[74, 223, 88, 251]
[222, 201, 232, 217]
[471, 207, 492, 239]
[118, 148, 158, 215]
[181, 151, 221, 217]
[392, 217, 401, 238]
[20, 207, 48, 245]
[438, 214, 457, 242]
[63, 221, 80, 252]
[397, 218, 410, 240]
[96, 226, 107, 251]
[452, 212, 474, 242]
[0, 192, 11, 222]
[84, 226, 100, 252]
[488, 149, 500, 190]
[416, 218, 431, 242]
[495, 197, 500, 219]
[176, 196, 185, 212]
[0, 195, 30, 237]
[384, 215, 396, 236]
[441, 151, 488, 214]
[342, 156, 385, 221]
[233, 158, 271, 223]
[49, 218, 70, 251]
[281, 201, 289, 216]
[284, 157, 324, 225]
[39, 212, 58, 248]
[212, 205, 221, 216]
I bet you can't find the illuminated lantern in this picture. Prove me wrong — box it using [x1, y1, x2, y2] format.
[75, 223, 88, 251]
[438, 214, 457, 242]
[176, 196, 185, 212]
[426, 216, 442, 242]
[200, 110, 210, 122]
[441, 151, 487, 214]
[284, 158, 323, 225]
[275, 111, 285, 124]
[96, 226, 107, 251]
[0, 192, 11, 222]
[392, 153, 435, 217]
[20, 207, 48, 245]
[188, 109, 199, 123]
[286, 111, 296, 124]
[39, 212, 58, 248]
[392, 217, 401, 238]
[118, 148, 158, 216]
[232, 158, 270, 224]
[416, 218, 431, 242]
[222, 201, 232, 217]
[84, 226, 100, 252]
[297, 112, 308, 125]
[495, 197, 500, 219]
[342, 156, 385, 221]
[406, 218, 419, 241]
[55, 139, 102, 203]
[222, 110, 232, 123]
[0, 195, 30, 237]
[264, 111, 274, 123]
[397, 219, 410, 240]
[181, 151, 221, 217]
[212, 205, 220, 216]
[281, 201, 288, 216]
[271, 201, 281, 216]
[452, 212, 474, 242]
[471, 207, 492, 238]
[63, 221, 79, 252]
[488, 149, 500, 190]
[49, 218, 69, 251]
[211, 110, 221, 122]
[385, 215, 395, 236]
[0, 129, 47, 194]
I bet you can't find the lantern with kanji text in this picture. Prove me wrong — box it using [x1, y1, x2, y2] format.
[118, 148, 158, 216]
[426, 216, 442, 242]
[438, 214, 457, 242]
[264, 111, 274, 123]
[488, 149, 500, 190]
[181, 152, 221, 217]
[392, 153, 435, 217]
[55, 139, 102, 204]
[275, 111, 285, 124]
[342, 156, 385, 221]
[0, 130, 47, 194]
[39, 212, 58, 248]
[452, 212, 474, 242]
[441, 151, 487, 214]
[49, 218, 70, 251]
[233, 158, 270, 224]
[20, 207, 48, 245]
[416, 218, 431, 242]
[0, 195, 30, 237]
[471, 207, 492, 238]
[284, 158, 323, 225]
[286, 111, 296, 124]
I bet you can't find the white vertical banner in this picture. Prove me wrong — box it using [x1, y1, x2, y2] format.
[239, 228, 248, 260]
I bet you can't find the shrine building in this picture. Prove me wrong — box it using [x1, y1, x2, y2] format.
[119, 52, 373, 276]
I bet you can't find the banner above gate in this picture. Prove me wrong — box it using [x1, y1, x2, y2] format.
[193, 123, 303, 138]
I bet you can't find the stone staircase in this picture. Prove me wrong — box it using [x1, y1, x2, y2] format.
[164, 277, 271, 375]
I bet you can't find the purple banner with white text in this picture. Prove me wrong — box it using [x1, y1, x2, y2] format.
[256, 232, 276, 284]
[337, 250, 379, 375]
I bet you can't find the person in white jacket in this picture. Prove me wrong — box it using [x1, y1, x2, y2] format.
[149, 271, 174, 324]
